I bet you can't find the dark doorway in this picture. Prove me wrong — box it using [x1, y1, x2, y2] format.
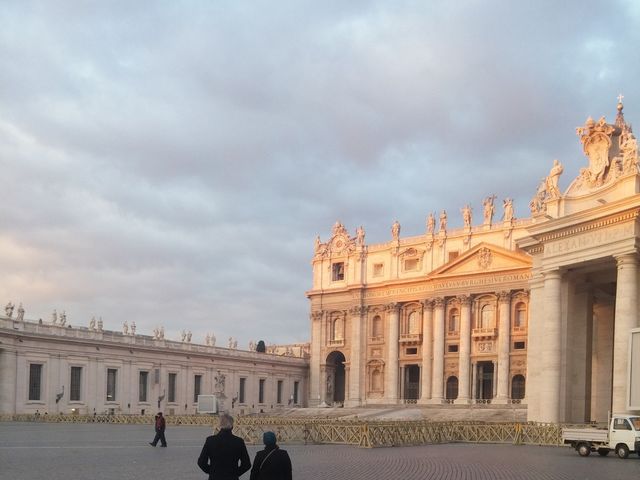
[403, 365, 420, 400]
[476, 361, 494, 400]
[446, 376, 459, 401]
[325, 351, 346, 404]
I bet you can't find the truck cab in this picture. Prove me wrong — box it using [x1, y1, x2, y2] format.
[608, 415, 640, 458]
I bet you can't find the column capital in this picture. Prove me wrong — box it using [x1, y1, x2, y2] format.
[543, 268, 562, 281]
[385, 302, 400, 313]
[615, 252, 638, 267]
[457, 294, 472, 306]
[433, 297, 445, 308]
[497, 291, 511, 303]
[421, 299, 434, 310]
[310, 311, 323, 321]
[348, 305, 366, 316]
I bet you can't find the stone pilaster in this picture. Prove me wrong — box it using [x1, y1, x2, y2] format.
[309, 311, 323, 407]
[347, 305, 365, 407]
[540, 269, 562, 422]
[431, 297, 445, 403]
[496, 291, 511, 403]
[419, 300, 433, 403]
[385, 302, 400, 403]
[456, 295, 472, 404]
[613, 253, 638, 414]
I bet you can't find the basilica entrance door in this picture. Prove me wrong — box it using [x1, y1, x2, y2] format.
[325, 351, 346, 404]
[476, 361, 494, 401]
[403, 365, 420, 401]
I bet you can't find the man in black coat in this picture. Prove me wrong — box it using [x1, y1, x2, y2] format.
[249, 431, 292, 480]
[198, 413, 251, 480]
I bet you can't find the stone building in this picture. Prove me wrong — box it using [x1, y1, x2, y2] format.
[0, 315, 308, 415]
[308, 100, 640, 423]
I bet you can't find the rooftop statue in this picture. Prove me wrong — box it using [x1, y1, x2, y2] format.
[391, 220, 400, 241]
[545, 160, 564, 198]
[16, 303, 24, 321]
[426, 212, 435, 234]
[439, 210, 447, 232]
[503, 198, 514, 222]
[461, 205, 472, 228]
[483, 195, 496, 225]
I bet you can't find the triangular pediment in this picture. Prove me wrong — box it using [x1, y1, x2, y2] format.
[430, 243, 531, 278]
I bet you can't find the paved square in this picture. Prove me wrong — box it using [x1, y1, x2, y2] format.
[1, 422, 640, 479]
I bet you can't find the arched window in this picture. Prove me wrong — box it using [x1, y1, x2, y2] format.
[372, 369, 383, 391]
[448, 308, 459, 333]
[408, 311, 420, 334]
[446, 376, 458, 400]
[514, 302, 527, 329]
[372, 315, 383, 338]
[511, 375, 525, 400]
[480, 304, 494, 329]
[332, 317, 344, 341]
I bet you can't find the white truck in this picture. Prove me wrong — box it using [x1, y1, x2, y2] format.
[562, 414, 640, 459]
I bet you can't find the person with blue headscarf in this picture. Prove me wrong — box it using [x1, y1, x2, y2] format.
[249, 431, 292, 480]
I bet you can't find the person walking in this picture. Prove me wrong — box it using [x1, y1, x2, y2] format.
[198, 413, 251, 479]
[149, 412, 167, 447]
[249, 431, 292, 480]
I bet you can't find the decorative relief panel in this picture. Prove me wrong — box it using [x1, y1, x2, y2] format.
[476, 341, 494, 353]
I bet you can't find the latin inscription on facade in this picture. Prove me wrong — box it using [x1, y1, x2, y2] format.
[361, 273, 531, 299]
[544, 223, 634, 257]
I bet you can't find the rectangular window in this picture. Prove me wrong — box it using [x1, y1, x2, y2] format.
[168, 373, 177, 403]
[331, 262, 345, 281]
[373, 263, 384, 277]
[514, 341, 526, 350]
[406, 347, 418, 355]
[239, 378, 246, 404]
[28, 364, 43, 401]
[106, 369, 117, 401]
[293, 381, 299, 404]
[448, 344, 459, 353]
[277, 380, 283, 404]
[194, 375, 202, 403]
[70, 366, 82, 401]
[404, 258, 419, 271]
[258, 379, 266, 404]
[139, 371, 148, 402]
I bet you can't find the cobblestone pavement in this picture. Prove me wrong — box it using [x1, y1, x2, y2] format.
[2, 422, 640, 480]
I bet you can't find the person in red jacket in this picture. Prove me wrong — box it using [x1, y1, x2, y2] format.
[198, 413, 251, 480]
[149, 412, 167, 447]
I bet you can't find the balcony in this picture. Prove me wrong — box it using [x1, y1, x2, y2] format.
[447, 330, 459, 337]
[399, 333, 422, 344]
[472, 327, 497, 339]
[512, 325, 527, 334]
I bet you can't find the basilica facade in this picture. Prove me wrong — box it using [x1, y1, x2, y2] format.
[308, 100, 640, 423]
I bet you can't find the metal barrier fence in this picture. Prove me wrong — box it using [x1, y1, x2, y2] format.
[0, 414, 563, 448]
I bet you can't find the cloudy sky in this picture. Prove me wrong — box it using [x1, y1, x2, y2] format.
[1, 0, 639, 347]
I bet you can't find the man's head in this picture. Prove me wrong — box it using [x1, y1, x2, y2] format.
[263, 431, 276, 446]
[218, 413, 234, 430]
[157, 412, 163, 416]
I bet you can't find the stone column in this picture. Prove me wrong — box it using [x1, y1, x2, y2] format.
[540, 269, 562, 422]
[419, 300, 433, 403]
[613, 253, 638, 414]
[496, 291, 511, 403]
[431, 298, 445, 402]
[456, 295, 472, 404]
[385, 303, 400, 403]
[348, 306, 365, 407]
[309, 311, 323, 407]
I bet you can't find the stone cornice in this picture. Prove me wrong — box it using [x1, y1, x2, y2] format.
[533, 209, 639, 244]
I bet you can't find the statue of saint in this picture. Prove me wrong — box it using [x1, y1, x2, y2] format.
[355, 226, 365, 246]
[5, 302, 14, 318]
[461, 205, 472, 228]
[186, 331, 192, 343]
[426, 212, 435, 234]
[211, 333, 216, 346]
[439, 210, 447, 232]
[123, 321, 129, 335]
[89, 317, 96, 330]
[158, 326, 164, 339]
[16, 303, 24, 321]
[97, 318, 104, 332]
[391, 220, 400, 241]
[59, 311, 67, 326]
[483, 195, 496, 224]
[52, 309, 58, 324]
[181, 330, 187, 342]
[503, 198, 514, 222]
[546, 159, 564, 198]
[131, 321, 136, 335]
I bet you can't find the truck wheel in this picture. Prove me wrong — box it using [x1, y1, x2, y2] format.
[616, 444, 629, 459]
[577, 443, 591, 457]
[597, 448, 609, 457]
